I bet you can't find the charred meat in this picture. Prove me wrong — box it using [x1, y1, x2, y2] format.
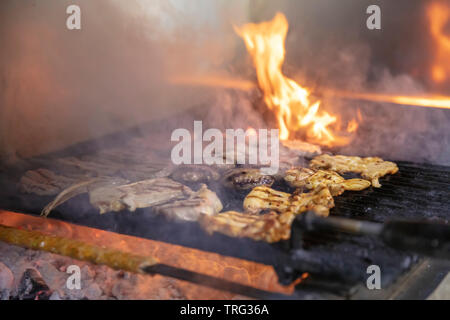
[222, 168, 275, 191]
[310, 154, 398, 187]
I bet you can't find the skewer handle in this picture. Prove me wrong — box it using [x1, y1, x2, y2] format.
[295, 212, 450, 260]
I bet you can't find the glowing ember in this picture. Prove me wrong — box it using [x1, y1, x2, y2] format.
[0, 210, 303, 298]
[235, 13, 351, 146]
[428, 1, 450, 84]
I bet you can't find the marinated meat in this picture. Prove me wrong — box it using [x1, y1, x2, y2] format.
[222, 168, 275, 190]
[243, 186, 291, 213]
[244, 185, 335, 217]
[289, 186, 334, 217]
[199, 210, 294, 243]
[153, 184, 222, 222]
[310, 154, 398, 187]
[89, 178, 193, 214]
[284, 167, 371, 196]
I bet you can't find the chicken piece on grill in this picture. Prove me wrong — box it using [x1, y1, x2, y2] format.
[243, 185, 335, 217]
[289, 186, 335, 217]
[153, 184, 222, 222]
[243, 186, 291, 213]
[89, 177, 192, 214]
[284, 167, 371, 196]
[55, 156, 173, 182]
[170, 165, 220, 185]
[222, 168, 275, 191]
[19, 168, 81, 196]
[309, 154, 398, 187]
[199, 210, 295, 243]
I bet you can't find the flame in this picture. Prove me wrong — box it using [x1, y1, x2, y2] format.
[325, 90, 450, 110]
[428, 1, 450, 84]
[346, 119, 359, 133]
[235, 13, 351, 146]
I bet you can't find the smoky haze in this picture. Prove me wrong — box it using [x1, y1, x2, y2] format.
[0, 0, 449, 165]
[0, 0, 251, 162]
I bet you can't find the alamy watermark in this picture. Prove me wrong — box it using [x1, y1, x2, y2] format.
[171, 121, 280, 174]
[366, 264, 381, 290]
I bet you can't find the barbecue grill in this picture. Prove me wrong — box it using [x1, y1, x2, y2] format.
[0, 123, 448, 300]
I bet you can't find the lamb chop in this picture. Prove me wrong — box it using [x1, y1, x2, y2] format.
[41, 176, 129, 217]
[89, 177, 193, 214]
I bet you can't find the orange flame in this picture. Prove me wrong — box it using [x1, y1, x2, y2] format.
[324, 90, 450, 110]
[235, 13, 350, 146]
[428, 1, 450, 84]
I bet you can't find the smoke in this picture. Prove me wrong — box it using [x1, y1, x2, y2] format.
[0, 0, 448, 166]
[238, 0, 450, 165]
[0, 0, 250, 163]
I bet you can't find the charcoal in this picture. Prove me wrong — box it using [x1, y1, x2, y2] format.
[17, 268, 52, 300]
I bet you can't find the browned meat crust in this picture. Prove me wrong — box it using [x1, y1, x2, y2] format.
[199, 210, 294, 243]
[309, 154, 398, 187]
[284, 167, 371, 196]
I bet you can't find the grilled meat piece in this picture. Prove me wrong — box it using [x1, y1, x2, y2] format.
[55, 156, 172, 182]
[19, 168, 80, 196]
[289, 186, 334, 217]
[89, 177, 193, 214]
[284, 167, 371, 196]
[199, 210, 295, 243]
[170, 165, 220, 184]
[310, 154, 398, 187]
[41, 177, 129, 217]
[244, 185, 335, 217]
[243, 186, 291, 213]
[153, 184, 222, 222]
[222, 168, 275, 190]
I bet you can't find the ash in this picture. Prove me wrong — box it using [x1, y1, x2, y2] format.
[0, 242, 240, 300]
